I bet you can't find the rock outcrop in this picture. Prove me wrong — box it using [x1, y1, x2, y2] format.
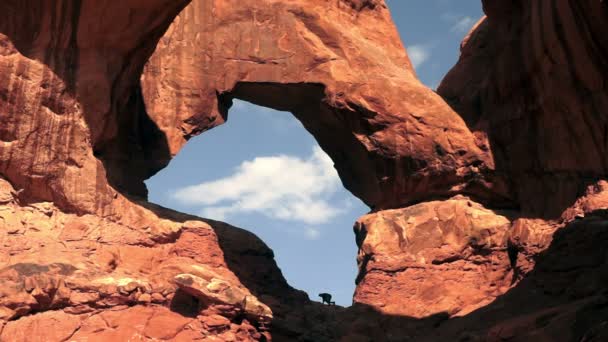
[0, 0, 607, 341]
[140, 0, 507, 211]
[0, 0, 194, 214]
[0, 2, 308, 340]
[350, 0, 608, 336]
[354, 197, 515, 317]
[438, 0, 608, 218]
[0, 177, 300, 341]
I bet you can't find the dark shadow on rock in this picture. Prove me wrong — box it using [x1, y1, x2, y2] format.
[423, 210, 608, 341]
[170, 289, 201, 318]
[0, 0, 188, 209]
[143, 200, 608, 341]
[94, 83, 173, 199]
[437, 8, 608, 220]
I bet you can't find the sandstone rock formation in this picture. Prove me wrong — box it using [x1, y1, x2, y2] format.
[354, 196, 515, 317]
[438, 0, 608, 218]
[0, 1, 305, 340]
[0, 0, 607, 341]
[350, 0, 608, 336]
[140, 0, 508, 211]
[0, 177, 299, 341]
[0, 0, 197, 215]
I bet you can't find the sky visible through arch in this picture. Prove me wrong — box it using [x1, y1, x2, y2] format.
[145, 1, 484, 306]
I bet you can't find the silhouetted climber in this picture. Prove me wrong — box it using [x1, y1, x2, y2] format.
[507, 240, 519, 269]
[506, 239, 524, 285]
[318, 293, 335, 305]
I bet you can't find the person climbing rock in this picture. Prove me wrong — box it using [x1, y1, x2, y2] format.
[318, 293, 335, 305]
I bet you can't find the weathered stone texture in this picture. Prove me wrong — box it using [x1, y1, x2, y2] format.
[438, 0, 608, 218]
[141, 0, 504, 211]
[0, 0, 607, 341]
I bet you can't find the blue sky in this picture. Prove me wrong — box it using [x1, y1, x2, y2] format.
[146, 1, 484, 306]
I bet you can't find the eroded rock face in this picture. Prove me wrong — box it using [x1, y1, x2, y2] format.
[425, 211, 608, 342]
[347, 0, 608, 334]
[438, 0, 608, 218]
[0, 1, 311, 333]
[140, 0, 506, 210]
[354, 197, 514, 317]
[0, 198, 296, 341]
[0, 0, 607, 341]
[0, 0, 191, 213]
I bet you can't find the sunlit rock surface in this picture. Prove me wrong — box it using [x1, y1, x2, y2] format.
[141, 0, 504, 211]
[0, 0, 607, 341]
[354, 196, 515, 317]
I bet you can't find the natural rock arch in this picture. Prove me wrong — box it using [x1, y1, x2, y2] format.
[127, 0, 508, 213]
[0, 0, 607, 340]
[0, 0, 507, 216]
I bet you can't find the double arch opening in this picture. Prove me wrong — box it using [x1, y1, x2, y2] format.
[143, 93, 371, 306]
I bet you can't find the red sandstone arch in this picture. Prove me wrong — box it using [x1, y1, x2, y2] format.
[0, 1, 607, 340]
[138, 0, 505, 212]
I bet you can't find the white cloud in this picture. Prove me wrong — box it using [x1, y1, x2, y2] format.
[304, 227, 321, 240]
[407, 44, 431, 69]
[450, 16, 475, 34]
[440, 12, 459, 23]
[199, 206, 232, 222]
[440, 12, 477, 34]
[173, 146, 344, 224]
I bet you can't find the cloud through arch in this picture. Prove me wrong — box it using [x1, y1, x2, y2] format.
[172, 146, 346, 225]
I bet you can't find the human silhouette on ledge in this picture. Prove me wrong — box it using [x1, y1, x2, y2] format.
[318, 293, 335, 305]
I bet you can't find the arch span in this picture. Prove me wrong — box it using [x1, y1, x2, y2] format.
[132, 0, 510, 211]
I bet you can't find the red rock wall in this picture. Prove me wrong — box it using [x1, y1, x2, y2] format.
[439, 0, 608, 218]
[351, 0, 608, 327]
[0, 0, 191, 213]
[0, 0, 607, 341]
[141, 0, 505, 211]
[0, 1, 303, 340]
[349, 0, 608, 338]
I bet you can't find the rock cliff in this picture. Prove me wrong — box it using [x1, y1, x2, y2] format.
[0, 0, 606, 341]
[438, 0, 608, 218]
